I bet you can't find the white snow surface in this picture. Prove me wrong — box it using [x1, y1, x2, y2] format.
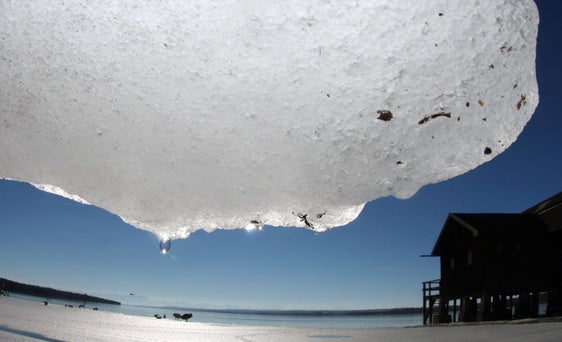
[2, 297, 562, 342]
[0, 0, 539, 239]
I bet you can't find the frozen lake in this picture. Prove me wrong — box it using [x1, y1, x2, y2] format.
[9, 293, 422, 329]
[3, 296, 562, 342]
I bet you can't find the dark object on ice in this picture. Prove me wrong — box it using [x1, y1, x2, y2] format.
[43, 301, 48, 305]
[172, 312, 192, 321]
[92, 307, 98, 311]
[79, 304, 85, 308]
[418, 112, 451, 125]
[484, 147, 492, 155]
[376, 110, 393, 121]
[297, 213, 314, 229]
[516, 94, 526, 110]
[181, 313, 193, 321]
[154, 314, 162, 319]
[422, 191, 562, 325]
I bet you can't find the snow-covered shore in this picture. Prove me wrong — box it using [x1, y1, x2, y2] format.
[2, 297, 562, 341]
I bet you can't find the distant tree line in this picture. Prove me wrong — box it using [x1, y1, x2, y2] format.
[0, 277, 120, 305]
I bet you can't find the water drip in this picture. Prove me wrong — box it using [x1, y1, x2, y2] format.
[159, 239, 171, 254]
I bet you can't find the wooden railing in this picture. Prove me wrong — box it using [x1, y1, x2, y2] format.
[422, 279, 441, 325]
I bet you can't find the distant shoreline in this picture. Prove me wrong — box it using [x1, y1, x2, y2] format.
[157, 306, 423, 317]
[0, 277, 120, 305]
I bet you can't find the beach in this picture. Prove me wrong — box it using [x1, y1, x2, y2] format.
[2, 297, 562, 342]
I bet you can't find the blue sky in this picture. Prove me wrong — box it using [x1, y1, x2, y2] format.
[1, 0, 561, 310]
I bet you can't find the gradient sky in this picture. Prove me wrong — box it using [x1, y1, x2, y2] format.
[1, 0, 561, 310]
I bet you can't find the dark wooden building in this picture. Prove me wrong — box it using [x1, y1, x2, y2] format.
[423, 191, 562, 324]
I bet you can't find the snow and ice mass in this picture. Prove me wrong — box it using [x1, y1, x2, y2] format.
[0, 1, 539, 240]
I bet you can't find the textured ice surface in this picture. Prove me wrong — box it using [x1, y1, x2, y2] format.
[0, 1, 539, 239]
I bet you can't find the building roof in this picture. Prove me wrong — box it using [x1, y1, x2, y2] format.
[429, 191, 562, 256]
[430, 213, 549, 256]
[523, 191, 562, 215]
[523, 191, 562, 230]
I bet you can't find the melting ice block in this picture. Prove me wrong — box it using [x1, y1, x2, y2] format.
[0, 0, 539, 239]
